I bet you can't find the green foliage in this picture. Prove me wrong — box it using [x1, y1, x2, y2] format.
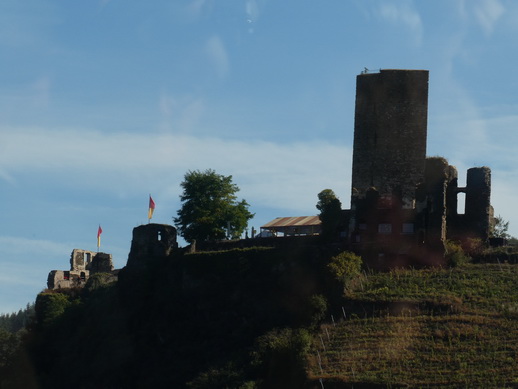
[316, 189, 342, 240]
[174, 169, 254, 243]
[307, 294, 328, 326]
[327, 251, 362, 283]
[0, 328, 22, 369]
[0, 303, 35, 333]
[252, 328, 311, 388]
[445, 240, 470, 267]
[84, 272, 117, 294]
[491, 214, 510, 239]
[6, 244, 518, 388]
[35, 292, 72, 328]
[310, 263, 518, 387]
[477, 245, 518, 264]
[348, 264, 518, 315]
[187, 363, 254, 389]
[462, 237, 485, 257]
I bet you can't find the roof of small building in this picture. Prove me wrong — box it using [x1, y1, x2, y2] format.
[261, 216, 321, 229]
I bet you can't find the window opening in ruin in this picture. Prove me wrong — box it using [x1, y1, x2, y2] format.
[80, 272, 86, 281]
[378, 223, 392, 234]
[85, 252, 91, 264]
[457, 192, 466, 214]
[64, 271, 70, 280]
[402, 223, 414, 234]
[158, 230, 162, 241]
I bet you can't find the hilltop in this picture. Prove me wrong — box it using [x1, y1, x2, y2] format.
[1, 230, 517, 388]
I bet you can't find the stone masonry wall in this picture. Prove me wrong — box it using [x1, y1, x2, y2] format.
[351, 69, 429, 209]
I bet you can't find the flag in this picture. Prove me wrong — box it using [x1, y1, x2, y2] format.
[97, 225, 103, 248]
[148, 195, 155, 220]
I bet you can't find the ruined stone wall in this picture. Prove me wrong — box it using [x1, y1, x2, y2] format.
[351, 69, 429, 209]
[69, 249, 113, 273]
[88, 252, 114, 273]
[416, 157, 456, 245]
[48, 249, 115, 290]
[464, 167, 492, 241]
[47, 270, 87, 289]
[70, 249, 96, 271]
[126, 224, 178, 269]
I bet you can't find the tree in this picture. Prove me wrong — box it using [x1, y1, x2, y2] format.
[316, 189, 342, 240]
[491, 215, 510, 239]
[174, 169, 254, 243]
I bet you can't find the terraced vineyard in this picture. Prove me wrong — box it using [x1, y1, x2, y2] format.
[308, 264, 518, 388]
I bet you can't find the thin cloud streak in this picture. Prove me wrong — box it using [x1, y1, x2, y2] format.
[356, 0, 423, 46]
[0, 236, 71, 257]
[0, 126, 352, 213]
[473, 0, 504, 35]
[205, 35, 229, 79]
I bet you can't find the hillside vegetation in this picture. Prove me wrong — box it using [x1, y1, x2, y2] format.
[1, 245, 517, 388]
[308, 263, 518, 388]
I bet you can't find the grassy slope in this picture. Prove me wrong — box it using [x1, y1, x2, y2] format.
[308, 264, 518, 388]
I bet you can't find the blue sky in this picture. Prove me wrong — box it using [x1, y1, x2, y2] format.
[2, 0, 518, 313]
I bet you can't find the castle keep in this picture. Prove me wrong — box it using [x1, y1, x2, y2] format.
[347, 69, 492, 266]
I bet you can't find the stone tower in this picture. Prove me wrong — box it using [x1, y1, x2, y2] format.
[351, 69, 429, 209]
[464, 167, 492, 240]
[126, 223, 178, 269]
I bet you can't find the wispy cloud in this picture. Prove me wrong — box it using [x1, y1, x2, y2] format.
[0, 1, 58, 48]
[0, 125, 351, 213]
[245, 0, 259, 21]
[186, 0, 208, 17]
[205, 35, 229, 79]
[472, 0, 504, 35]
[158, 92, 205, 134]
[245, 0, 260, 33]
[0, 238, 69, 313]
[30, 76, 52, 108]
[0, 236, 71, 257]
[375, 1, 423, 46]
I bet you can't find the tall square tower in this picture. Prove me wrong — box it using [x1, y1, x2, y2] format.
[351, 69, 429, 209]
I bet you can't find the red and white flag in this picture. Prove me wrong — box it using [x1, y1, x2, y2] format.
[148, 196, 155, 220]
[97, 225, 103, 248]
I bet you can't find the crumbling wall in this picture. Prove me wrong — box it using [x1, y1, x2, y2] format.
[416, 157, 456, 245]
[48, 249, 115, 290]
[47, 270, 86, 289]
[126, 224, 178, 269]
[464, 167, 492, 241]
[88, 252, 114, 273]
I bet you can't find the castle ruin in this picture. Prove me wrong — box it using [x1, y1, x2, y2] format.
[47, 249, 114, 289]
[346, 69, 492, 266]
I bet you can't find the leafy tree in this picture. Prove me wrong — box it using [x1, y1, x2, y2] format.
[35, 292, 72, 328]
[251, 328, 311, 388]
[326, 251, 363, 297]
[327, 251, 362, 282]
[491, 215, 510, 239]
[174, 169, 254, 243]
[316, 189, 342, 240]
[445, 240, 470, 268]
